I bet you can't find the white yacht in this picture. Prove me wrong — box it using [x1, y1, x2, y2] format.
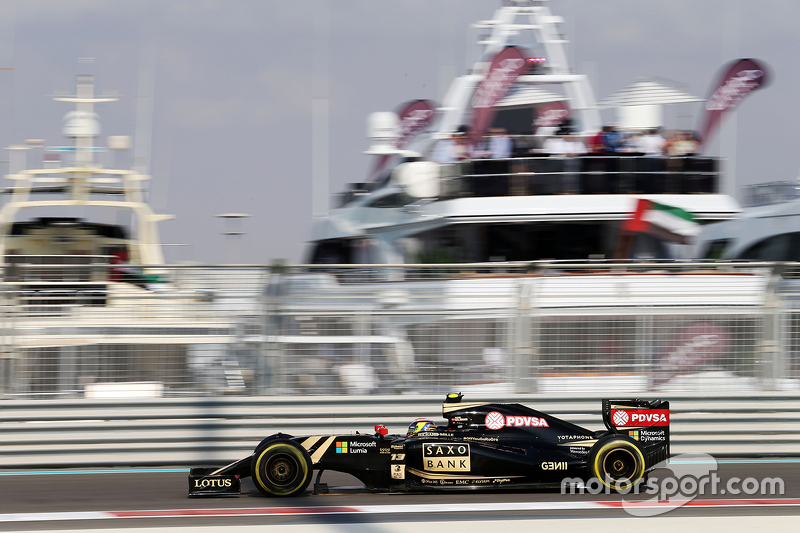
[266, 1, 771, 396]
[695, 181, 800, 261]
[0, 73, 172, 305]
[306, 0, 740, 265]
[0, 74, 258, 398]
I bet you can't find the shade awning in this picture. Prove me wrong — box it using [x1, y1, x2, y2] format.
[597, 80, 703, 108]
[496, 86, 568, 109]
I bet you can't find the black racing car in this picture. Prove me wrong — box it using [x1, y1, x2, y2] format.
[188, 393, 669, 497]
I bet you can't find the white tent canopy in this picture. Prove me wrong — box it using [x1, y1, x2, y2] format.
[496, 86, 568, 109]
[597, 80, 703, 108]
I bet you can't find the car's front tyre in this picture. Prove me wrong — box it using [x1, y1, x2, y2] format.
[251, 439, 312, 497]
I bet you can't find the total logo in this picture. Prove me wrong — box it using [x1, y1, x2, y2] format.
[485, 411, 549, 430]
[611, 409, 669, 427]
[335, 441, 377, 454]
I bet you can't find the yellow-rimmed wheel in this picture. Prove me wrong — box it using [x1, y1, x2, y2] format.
[588, 437, 645, 491]
[251, 439, 312, 497]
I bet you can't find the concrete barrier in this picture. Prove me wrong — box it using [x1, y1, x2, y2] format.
[1, 393, 799, 467]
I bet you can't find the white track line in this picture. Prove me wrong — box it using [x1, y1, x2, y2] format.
[3, 498, 800, 523]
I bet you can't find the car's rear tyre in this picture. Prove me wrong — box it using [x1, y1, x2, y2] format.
[588, 437, 645, 491]
[251, 439, 312, 497]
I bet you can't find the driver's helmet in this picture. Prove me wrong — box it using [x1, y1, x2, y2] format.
[407, 418, 437, 437]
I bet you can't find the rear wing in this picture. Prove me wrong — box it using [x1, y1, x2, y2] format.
[602, 399, 669, 432]
[602, 398, 670, 465]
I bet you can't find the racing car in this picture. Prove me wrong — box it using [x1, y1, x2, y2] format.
[188, 393, 669, 497]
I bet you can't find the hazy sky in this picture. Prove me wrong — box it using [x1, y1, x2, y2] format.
[0, 0, 797, 263]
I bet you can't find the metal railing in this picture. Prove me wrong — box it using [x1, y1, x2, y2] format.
[335, 156, 721, 206]
[456, 155, 719, 197]
[1, 393, 798, 467]
[0, 260, 798, 399]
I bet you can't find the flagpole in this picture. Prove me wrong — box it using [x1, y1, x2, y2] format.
[721, 0, 741, 199]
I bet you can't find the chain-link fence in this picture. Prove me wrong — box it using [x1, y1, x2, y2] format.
[1, 260, 797, 399]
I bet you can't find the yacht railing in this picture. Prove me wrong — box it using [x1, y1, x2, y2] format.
[334, 155, 721, 207]
[448, 155, 720, 198]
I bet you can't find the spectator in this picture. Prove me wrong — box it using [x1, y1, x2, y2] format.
[542, 133, 566, 155]
[605, 125, 625, 152]
[474, 130, 491, 159]
[453, 132, 473, 161]
[431, 133, 459, 164]
[621, 130, 642, 153]
[542, 133, 585, 193]
[667, 130, 698, 157]
[637, 127, 666, 156]
[543, 130, 587, 157]
[488, 128, 514, 159]
[589, 125, 612, 153]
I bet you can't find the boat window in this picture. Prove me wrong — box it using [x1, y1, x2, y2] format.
[702, 239, 731, 259]
[367, 192, 414, 208]
[308, 240, 353, 264]
[408, 222, 610, 263]
[308, 238, 377, 264]
[737, 232, 800, 261]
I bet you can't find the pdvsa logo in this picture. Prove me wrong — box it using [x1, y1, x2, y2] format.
[485, 411, 549, 430]
[611, 409, 669, 427]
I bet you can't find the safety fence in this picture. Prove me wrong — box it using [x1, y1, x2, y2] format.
[1, 260, 800, 398]
[0, 264, 269, 398]
[335, 155, 721, 207]
[1, 394, 799, 467]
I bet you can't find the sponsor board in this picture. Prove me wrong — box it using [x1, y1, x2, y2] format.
[418, 477, 512, 486]
[423, 443, 471, 472]
[187, 473, 241, 495]
[541, 462, 568, 471]
[391, 464, 406, 480]
[567, 446, 590, 455]
[336, 441, 377, 454]
[462, 436, 499, 443]
[611, 409, 669, 427]
[192, 478, 233, 488]
[629, 429, 667, 443]
[414, 432, 453, 439]
[485, 411, 549, 430]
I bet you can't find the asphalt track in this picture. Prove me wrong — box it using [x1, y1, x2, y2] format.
[2, 461, 800, 531]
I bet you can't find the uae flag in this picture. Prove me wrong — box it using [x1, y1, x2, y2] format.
[621, 199, 699, 244]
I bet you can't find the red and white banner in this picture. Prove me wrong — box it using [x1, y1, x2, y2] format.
[654, 322, 731, 385]
[698, 58, 769, 150]
[533, 101, 570, 129]
[370, 99, 436, 180]
[610, 409, 670, 428]
[469, 46, 529, 146]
